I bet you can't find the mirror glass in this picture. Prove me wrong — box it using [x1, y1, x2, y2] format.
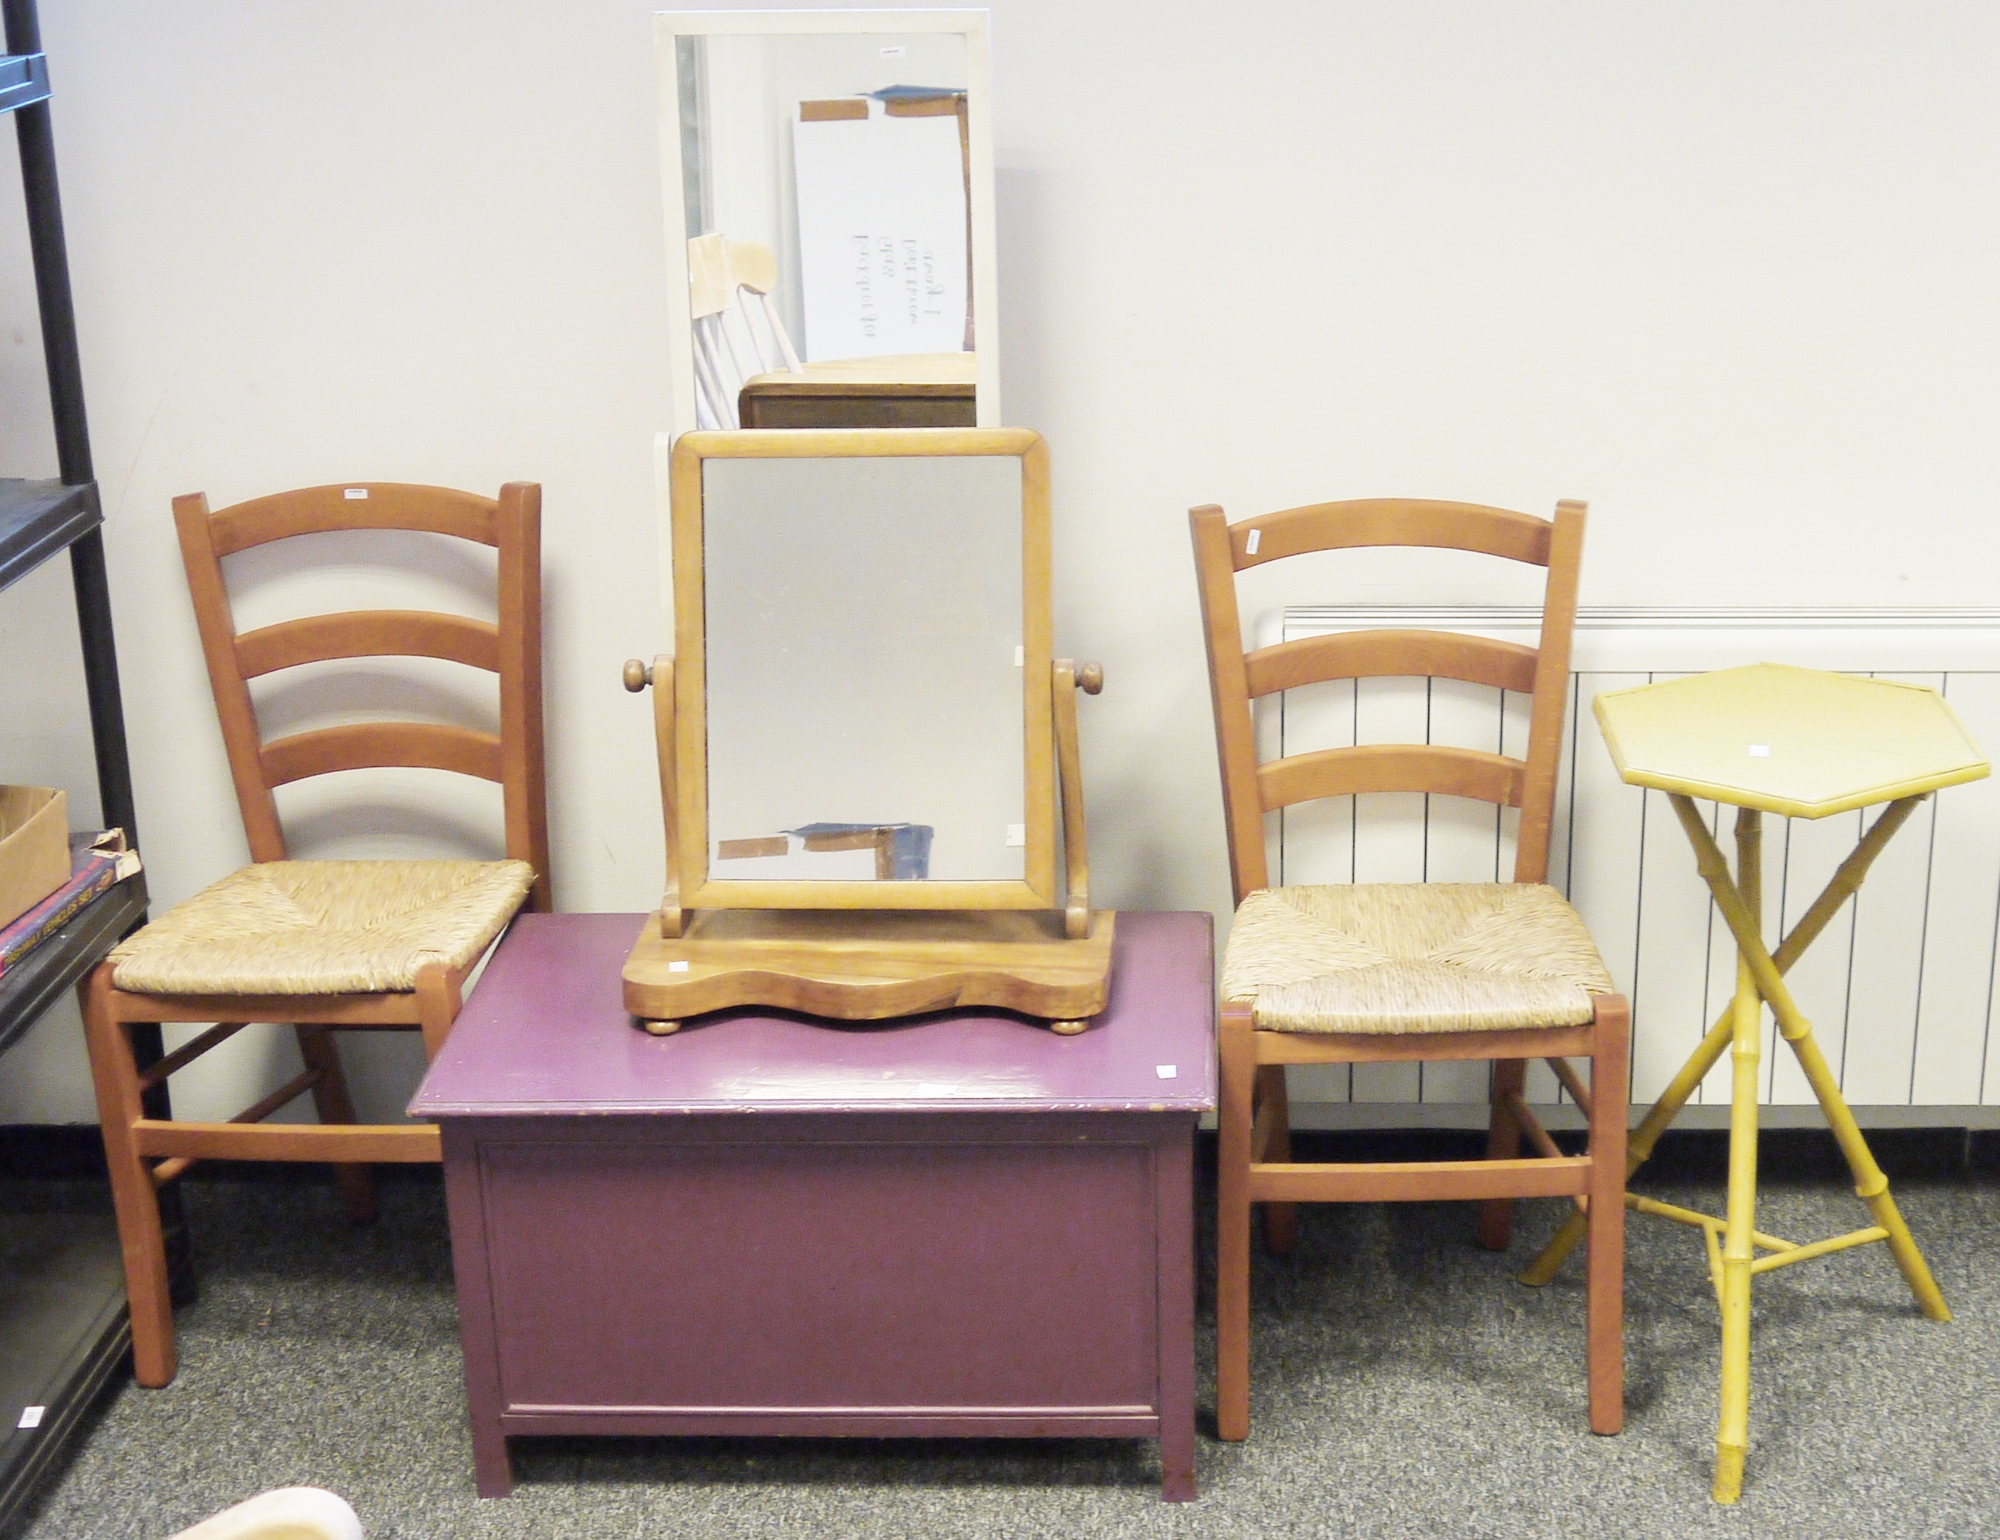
[657, 13, 997, 434]
[700, 454, 1026, 882]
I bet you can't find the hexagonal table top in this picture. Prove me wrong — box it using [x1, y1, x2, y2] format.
[1593, 663, 1989, 819]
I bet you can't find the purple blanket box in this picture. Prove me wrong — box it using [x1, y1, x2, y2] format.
[410, 910, 1216, 1501]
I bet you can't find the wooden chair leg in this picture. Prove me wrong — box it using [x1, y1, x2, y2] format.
[77, 964, 177, 1387]
[1478, 1057, 1528, 1250]
[1585, 996, 1629, 1434]
[293, 1025, 377, 1224]
[414, 963, 463, 1064]
[1254, 1063, 1298, 1256]
[1216, 1001, 1255, 1442]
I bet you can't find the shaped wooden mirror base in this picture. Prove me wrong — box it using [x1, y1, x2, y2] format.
[622, 650, 1114, 1035]
[622, 907, 1115, 1032]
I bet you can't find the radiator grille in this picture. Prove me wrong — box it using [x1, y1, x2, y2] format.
[1270, 608, 2000, 1117]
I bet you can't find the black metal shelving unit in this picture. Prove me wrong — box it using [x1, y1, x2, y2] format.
[0, 0, 159, 1523]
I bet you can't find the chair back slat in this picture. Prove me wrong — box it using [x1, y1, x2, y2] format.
[1191, 496, 1586, 902]
[207, 483, 499, 556]
[175, 482, 551, 909]
[1259, 745, 1525, 812]
[260, 724, 504, 788]
[235, 611, 501, 679]
[1230, 498, 1554, 571]
[1244, 629, 1538, 699]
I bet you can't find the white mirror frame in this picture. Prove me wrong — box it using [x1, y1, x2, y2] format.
[653, 9, 1001, 443]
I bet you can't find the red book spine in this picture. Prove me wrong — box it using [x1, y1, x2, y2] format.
[0, 852, 121, 977]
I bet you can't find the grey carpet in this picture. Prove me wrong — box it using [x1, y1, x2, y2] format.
[14, 1166, 1999, 1539]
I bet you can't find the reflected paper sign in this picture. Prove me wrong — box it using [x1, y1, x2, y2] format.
[793, 103, 968, 360]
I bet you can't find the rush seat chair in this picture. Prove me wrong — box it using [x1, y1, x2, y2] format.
[79, 480, 550, 1386]
[1190, 495, 1628, 1440]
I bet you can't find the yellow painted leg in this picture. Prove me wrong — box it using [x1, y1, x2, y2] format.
[1520, 796, 1925, 1288]
[1520, 1013, 1732, 1286]
[1712, 807, 1762, 1505]
[1672, 795, 1949, 1323]
[1775, 1008, 1950, 1321]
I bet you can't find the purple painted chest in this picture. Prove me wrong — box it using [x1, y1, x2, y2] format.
[411, 910, 1216, 1501]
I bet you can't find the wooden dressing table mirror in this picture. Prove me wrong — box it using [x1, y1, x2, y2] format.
[623, 428, 1113, 1034]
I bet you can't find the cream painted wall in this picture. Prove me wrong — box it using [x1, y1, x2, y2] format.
[0, 2, 1996, 1124]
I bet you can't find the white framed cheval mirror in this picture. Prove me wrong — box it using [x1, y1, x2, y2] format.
[655, 9, 1000, 435]
[623, 428, 1112, 1033]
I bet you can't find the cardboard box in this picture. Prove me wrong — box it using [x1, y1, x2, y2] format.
[0, 787, 70, 933]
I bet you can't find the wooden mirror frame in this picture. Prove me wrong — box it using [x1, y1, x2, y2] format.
[663, 427, 1055, 915]
[653, 9, 1002, 438]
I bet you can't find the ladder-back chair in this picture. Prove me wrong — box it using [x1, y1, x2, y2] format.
[1190, 495, 1628, 1440]
[80, 481, 550, 1387]
[688, 234, 805, 428]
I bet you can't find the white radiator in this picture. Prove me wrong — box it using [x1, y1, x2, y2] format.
[1268, 607, 2000, 1128]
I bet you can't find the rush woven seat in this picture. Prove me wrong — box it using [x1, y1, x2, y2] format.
[1221, 882, 1614, 1034]
[109, 860, 535, 997]
[1191, 493, 1629, 1444]
[79, 480, 549, 1389]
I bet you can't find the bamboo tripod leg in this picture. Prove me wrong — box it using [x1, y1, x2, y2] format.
[1712, 808, 1762, 1505]
[1520, 1017, 1730, 1286]
[1713, 947, 1760, 1502]
[1674, 796, 1950, 1323]
[1777, 1011, 1950, 1321]
[1521, 796, 1924, 1288]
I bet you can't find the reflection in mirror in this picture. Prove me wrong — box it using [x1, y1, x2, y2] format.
[701, 454, 1025, 882]
[656, 12, 997, 434]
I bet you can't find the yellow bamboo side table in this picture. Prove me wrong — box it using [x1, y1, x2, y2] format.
[1521, 663, 1988, 1504]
